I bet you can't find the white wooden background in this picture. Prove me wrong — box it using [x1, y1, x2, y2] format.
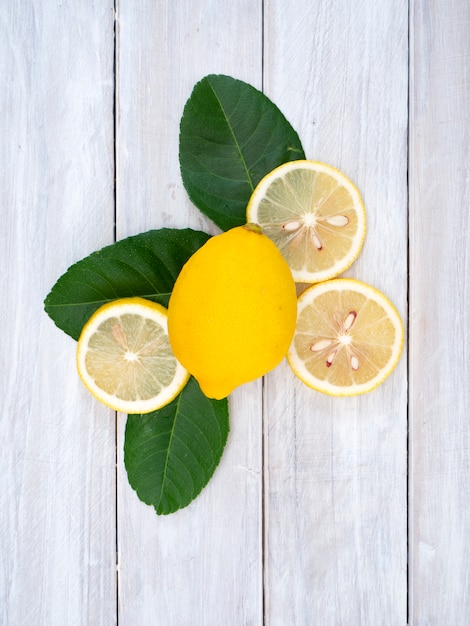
[1, 1, 469, 624]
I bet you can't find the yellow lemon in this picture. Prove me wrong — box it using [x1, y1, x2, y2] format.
[247, 160, 366, 283]
[76, 298, 189, 413]
[287, 279, 404, 396]
[167, 224, 298, 399]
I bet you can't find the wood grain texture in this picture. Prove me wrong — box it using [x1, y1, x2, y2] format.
[0, 2, 116, 624]
[115, 2, 264, 624]
[409, 0, 470, 623]
[263, 1, 409, 623]
[115, 0, 262, 237]
[3, 0, 470, 624]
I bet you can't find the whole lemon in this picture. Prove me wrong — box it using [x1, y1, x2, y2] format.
[167, 223, 297, 399]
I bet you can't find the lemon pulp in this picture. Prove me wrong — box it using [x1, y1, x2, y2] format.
[76, 297, 189, 413]
[287, 279, 404, 396]
[247, 160, 366, 283]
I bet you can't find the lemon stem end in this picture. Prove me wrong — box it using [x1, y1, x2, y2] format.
[244, 222, 262, 235]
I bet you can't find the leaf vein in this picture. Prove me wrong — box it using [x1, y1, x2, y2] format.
[207, 78, 255, 192]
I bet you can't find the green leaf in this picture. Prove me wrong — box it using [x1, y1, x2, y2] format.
[179, 74, 305, 231]
[44, 228, 210, 340]
[124, 377, 229, 515]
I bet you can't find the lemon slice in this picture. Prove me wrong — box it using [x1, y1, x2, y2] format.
[76, 298, 189, 413]
[247, 160, 366, 283]
[287, 279, 404, 396]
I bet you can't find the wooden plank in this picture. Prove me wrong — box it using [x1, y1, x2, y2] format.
[114, 2, 264, 624]
[0, 2, 117, 624]
[263, 1, 409, 623]
[409, 0, 470, 622]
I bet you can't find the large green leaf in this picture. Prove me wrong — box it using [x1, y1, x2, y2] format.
[124, 376, 229, 515]
[179, 74, 305, 231]
[44, 228, 210, 340]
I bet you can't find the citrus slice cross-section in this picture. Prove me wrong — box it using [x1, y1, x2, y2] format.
[76, 298, 189, 414]
[287, 279, 404, 396]
[247, 160, 367, 283]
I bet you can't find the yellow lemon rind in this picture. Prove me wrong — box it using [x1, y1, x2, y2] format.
[167, 225, 297, 399]
[287, 278, 404, 396]
[76, 297, 190, 414]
